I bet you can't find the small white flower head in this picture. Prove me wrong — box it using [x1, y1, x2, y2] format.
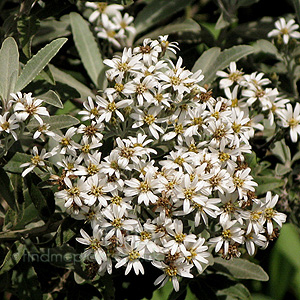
[158, 35, 180, 54]
[112, 11, 136, 37]
[14, 93, 49, 124]
[0, 112, 19, 140]
[278, 102, 300, 142]
[268, 17, 300, 44]
[96, 14, 125, 49]
[152, 258, 193, 292]
[209, 220, 244, 255]
[115, 238, 144, 275]
[76, 225, 107, 265]
[261, 191, 287, 235]
[21, 146, 56, 177]
[216, 62, 244, 89]
[131, 106, 164, 139]
[86, 2, 123, 22]
[33, 122, 55, 141]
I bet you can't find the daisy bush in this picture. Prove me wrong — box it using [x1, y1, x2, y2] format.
[0, 1, 300, 300]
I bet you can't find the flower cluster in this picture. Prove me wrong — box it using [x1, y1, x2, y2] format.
[85, 2, 136, 48]
[19, 36, 286, 292]
[0, 91, 54, 156]
[268, 17, 300, 44]
[217, 58, 300, 142]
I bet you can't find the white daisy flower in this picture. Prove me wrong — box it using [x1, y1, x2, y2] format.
[76, 225, 107, 265]
[268, 17, 300, 44]
[216, 62, 244, 89]
[278, 102, 300, 142]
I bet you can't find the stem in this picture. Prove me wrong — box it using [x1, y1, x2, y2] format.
[0, 219, 63, 241]
[283, 45, 299, 98]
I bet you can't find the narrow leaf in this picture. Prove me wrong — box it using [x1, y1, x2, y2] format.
[0, 167, 16, 210]
[275, 223, 300, 269]
[192, 47, 221, 73]
[15, 38, 67, 92]
[217, 283, 251, 300]
[38, 90, 63, 108]
[4, 152, 32, 174]
[213, 257, 269, 281]
[292, 0, 300, 25]
[27, 179, 52, 221]
[269, 247, 294, 300]
[253, 39, 282, 60]
[17, 15, 40, 58]
[136, 18, 201, 44]
[272, 140, 291, 164]
[49, 64, 93, 100]
[197, 45, 254, 85]
[216, 45, 254, 71]
[0, 241, 26, 275]
[0, 37, 19, 102]
[70, 12, 104, 88]
[254, 176, 285, 195]
[134, 0, 194, 34]
[47, 115, 80, 130]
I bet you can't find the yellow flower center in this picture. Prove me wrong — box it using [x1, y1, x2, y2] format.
[143, 114, 155, 125]
[128, 250, 140, 261]
[222, 229, 232, 239]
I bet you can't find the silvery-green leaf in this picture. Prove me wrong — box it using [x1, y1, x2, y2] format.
[136, 18, 201, 44]
[70, 12, 105, 88]
[0, 37, 19, 102]
[134, 0, 194, 35]
[38, 90, 63, 108]
[192, 47, 221, 74]
[15, 38, 67, 92]
[214, 257, 269, 281]
[49, 64, 93, 100]
[195, 45, 254, 85]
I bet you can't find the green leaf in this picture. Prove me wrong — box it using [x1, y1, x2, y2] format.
[4, 152, 32, 174]
[253, 39, 282, 60]
[217, 283, 251, 300]
[70, 12, 105, 88]
[27, 178, 52, 221]
[214, 45, 254, 82]
[26, 114, 79, 131]
[192, 47, 221, 74]
[292, 0, 300, 25]
[38, 90, 63, 108]
[269, 246, 294, 300]
[0, 37, 19, 102]
[48, 114, 80, 129]
[49, 64, 93, 100]
[15, 38, 67, 92]
[136, 18, 201, 44]
[275, 163, 292, 176]
[194, 45, 254, 85]
[272, 140, 291, 164]
[0, 241, 26, 275]
[0, 167, 16, 210]
[11, 263, 42, 300]
[251, 294, 274, 300]
[254, 176, 285, 196]
[292, 270, 300, 300]
[33, 15, 71, 46]
[134, 0, 194, 35]
[55, 217, 79, 246]
[13, 203, 40, 230]
[274, 224, 300, 269]
[39, 65, 56, 85]
[17, 15, 40, 58]
[213, 257, 269, 281]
